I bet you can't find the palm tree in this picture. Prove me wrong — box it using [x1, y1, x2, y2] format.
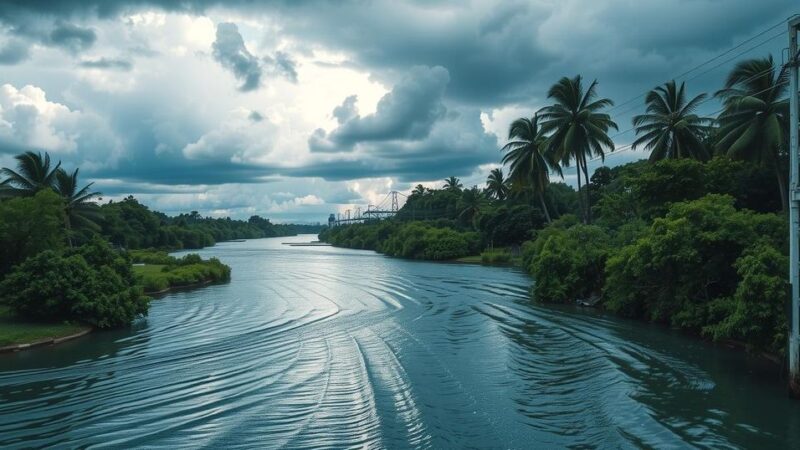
[411, 184, 427, 196]
[539, 75, 618, 223]
[632, 80, 712, 161]
[501, 114, 559, 223]
[715, 56, 789, 209]
[458, 186, 485, 229]
[443, 176, 463, 192]
[0, 151, 61, 196]
[485, 168, 509, 201]
[54, 168, 103, 247]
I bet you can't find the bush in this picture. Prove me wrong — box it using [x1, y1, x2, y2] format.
[0, 239, 149, 328]
[604, 195, 786, 348]
[321, 221, 481, 261]
[704, 243, 789, 353]
[526, 224, 611, 303]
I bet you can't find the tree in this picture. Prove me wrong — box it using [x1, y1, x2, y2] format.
[411, 184, 427, 196]
[0, 151, 61, 197]
[715, 56, 789, 209]
[485, 168, 509, 201]
[0, 190, 66, 276]
[0, 238, 150, 328]
[632, 80, 711, 161]
[501, 114, 559, 223]
[539, 75, 618, 223]
[442, 176, 463, 192]
[55, 168, 103, 247]
[458, 186, 486, 229]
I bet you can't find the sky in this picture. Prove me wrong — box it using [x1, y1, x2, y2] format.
[0, 0, 796, 222]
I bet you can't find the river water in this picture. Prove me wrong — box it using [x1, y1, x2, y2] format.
[0, 235, 798, 449]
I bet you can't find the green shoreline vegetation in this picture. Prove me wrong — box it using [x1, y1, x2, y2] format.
[321, 55, 791, 357]
[0, 153, 320, 348]
[130, 250, 231, 294]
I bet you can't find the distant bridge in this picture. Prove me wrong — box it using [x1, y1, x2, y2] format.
[329, 191, 406, 226]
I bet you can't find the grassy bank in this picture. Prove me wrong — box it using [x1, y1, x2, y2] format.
[0, 306, 89, 348]
[131, 250, 231, 294]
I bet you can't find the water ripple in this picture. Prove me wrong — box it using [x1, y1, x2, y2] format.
[0, 237, 798, 449]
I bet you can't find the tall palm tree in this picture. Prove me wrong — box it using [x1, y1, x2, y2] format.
[0, 151, 61, 196]
[539, 75, 618, 223]
[632, 80, 712, 161]
[54, 168, 103, 247]
[501, 114, 559, 223]
[458, 186, 485, 230]
[715, 56, 789, 209]
[443, 176, 463, 192]
[485, 168, 509, 201]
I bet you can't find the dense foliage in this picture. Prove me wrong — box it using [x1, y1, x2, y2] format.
[320, 220, 481, 261]
[0, 239, 149, 328]
[0, 151, 318, 331]
[599, 195, 786, 353]
[100, 196, 322, 250]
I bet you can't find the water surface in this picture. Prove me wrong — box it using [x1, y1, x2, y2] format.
[1, 235, 798, 448]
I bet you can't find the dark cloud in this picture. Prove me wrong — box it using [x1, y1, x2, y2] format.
[311, 66, 449, 152]
[302, 103, 497, 182]
[0, 39, 29, 64]
[248, 110, 263, 122]
[49, 21, 96, 52]
[79, 57, 132, 70]
[212, 22, 262, 91]
[332, 95, 358, 124]
[266, 51, 298, 83]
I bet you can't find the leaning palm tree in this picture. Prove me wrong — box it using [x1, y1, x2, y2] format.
[0, 151, 61, 196]
[443, 176, 463, 192]
[54, 168, 103, 247]
[632, 80, 712, 161]
[501, 114, 559, 223]
[715, 56, 789, 209]
[485, 168, 509, 201]
[539, 75, 618, 223]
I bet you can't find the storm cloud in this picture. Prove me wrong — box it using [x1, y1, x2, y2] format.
[212, 22, 262, 91]
[0, 0, 795, 220]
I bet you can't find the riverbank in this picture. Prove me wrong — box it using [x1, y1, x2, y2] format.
[0, 306, 92, 351]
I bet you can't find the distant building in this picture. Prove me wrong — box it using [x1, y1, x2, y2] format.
[328, 214, 336, 227]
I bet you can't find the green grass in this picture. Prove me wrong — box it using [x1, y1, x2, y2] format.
[454, 255, 482, 264]
[133, 260, 231, 294]
[0, 306, 89, 347]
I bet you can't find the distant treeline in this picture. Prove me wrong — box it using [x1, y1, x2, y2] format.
[99, 196, 323, 250]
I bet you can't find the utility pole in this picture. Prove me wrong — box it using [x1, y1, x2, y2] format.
[788, 15, 800, 397]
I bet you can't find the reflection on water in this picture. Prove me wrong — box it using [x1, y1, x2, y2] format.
[0, 235, 798, 448]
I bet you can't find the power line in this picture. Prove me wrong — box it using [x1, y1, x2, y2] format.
[607, 15, 794, 114]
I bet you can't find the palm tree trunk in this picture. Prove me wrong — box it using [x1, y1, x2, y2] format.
[64, 213, 73, 248]
[538, 191, 552, 223]
[575, 163, 585, 223]
[774, 157, 788, 212]
[580, 153, 592, 224]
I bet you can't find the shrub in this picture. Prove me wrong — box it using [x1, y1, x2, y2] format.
[604, 195, 786, 338]
[0, 239, 149, 328]
[527, 224, 611, 303]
